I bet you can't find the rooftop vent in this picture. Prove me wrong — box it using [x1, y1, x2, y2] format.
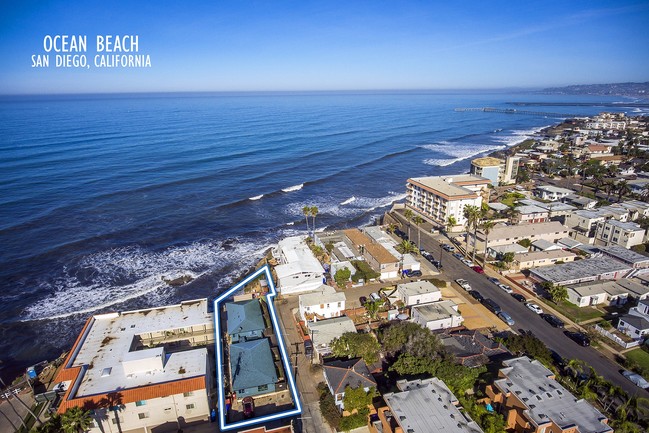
[399, 416, 406, 421]
[557, 390, 563, 395]
[535, 395, 542, 401]
[530, 404, 536, 409]
[101, 367, 112, 377]
[546, 393, 552, 398]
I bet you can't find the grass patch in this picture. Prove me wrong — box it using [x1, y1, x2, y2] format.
[550, 300, 603, 324]
[625, 348, 649, 374]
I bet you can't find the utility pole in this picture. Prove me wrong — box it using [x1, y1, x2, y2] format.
[292, 342, 301, 378]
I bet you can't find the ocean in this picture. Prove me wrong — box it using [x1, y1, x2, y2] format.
[0, 91, 641, 380]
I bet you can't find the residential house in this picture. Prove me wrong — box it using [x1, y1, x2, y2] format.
[486, 357, 612, 433]
[364, 226, 421, 273]
[391, 280, 441, 307]
[308, 316, 357, 359]
[323, 358, 376, 410]
[230, 338, 279, 398]
[594, 219, 645, 249]
[376, 378, 484, 433]
[562, 194, 598, 210]
[487, 243, 529, 259]
[533, 185, 573, 201]
[343, 228, 400, 279]
[564, 209, 608, 244]
[411, 300, 463, 331]
[530, 239, 562, 252]
[54, 300, 214, 433]
[566, 280, 635, 307]
[617, 299, 649, 340]
[439, 330, 509, 367]
[298, 285, 346, 322]
[406, 174, 490, 231]
[598, 245, 649, 269]
[330, 260, 356, 284]
[225, 299, 265, 343]
[273, 236, 326, 294]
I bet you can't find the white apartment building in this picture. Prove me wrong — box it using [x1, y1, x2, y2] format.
[406, 174, 490, 231]
[391, 280, 441, 306]
[55, 300, 214, 433]
[470, 156, 519, 186]
[534, 185, 574, 201]
[471, 221, 570, 253]
[594, 219, 645, 249]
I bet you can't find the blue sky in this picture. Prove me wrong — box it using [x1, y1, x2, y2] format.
[1, 0, 648, 94]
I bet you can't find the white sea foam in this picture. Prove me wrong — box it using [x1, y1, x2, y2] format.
[422, 142, 506, 167]
[21, 238, 267, 321]
[492, 125, 551, 147]
[286, 221, 295, 226]
[285, 191, 406, 220]
[282, 183, 304, 193]
[340, 196, 356, 205]
[249, 194, 264, 201]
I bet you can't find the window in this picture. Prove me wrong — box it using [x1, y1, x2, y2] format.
[238, 389, 245, 394]
[183, 391, 194, 397]
[186, 404, 195, 410]
[337, 302, 341, 308]
[258, 384, 269, 392]
[135, 400, 146, 407]
[138, 413, 150, 420]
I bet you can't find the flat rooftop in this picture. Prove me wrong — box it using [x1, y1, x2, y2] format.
[480, 221, 569, 242]
[383, 378, 484, 433]
[530, 257, 630, 284]
[70, 299, 212, 397]
[598, 245, 649, 266]
[408, 175, 488, 199]
[471, 156, 503, 167]
[495, 357, 612, 433]
[412, 300, 460, 322]
[397, 280, 440, 297]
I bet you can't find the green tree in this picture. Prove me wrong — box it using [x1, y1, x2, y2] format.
[364, 300, 381, 322]
[33, 414, 62, 433]
[413, 215, 424, 248]
[61, 407, 94, 433]
[396, 239, 416, 255]
[549, 284, 568, 304]
[389, 352, 438, 376]
[404, 209, 414, 240]
[501, 251, 515, 269]
[617, 180, 631, 202]
[330, 332, 381, 364]
[517, 238, 532, 248]
[318, 386, 341, 430]
[446, 215, 457, 233]
[310, 206, 319, 236]
[302, 205, 311, 233]
[479, 219, 496, 266]
[380, 321, 440, 358]
[463, 204, 481, 262]
[343, 386, 377, 413]
[334, 267, 351, 288]
[498, 333, 552, 366]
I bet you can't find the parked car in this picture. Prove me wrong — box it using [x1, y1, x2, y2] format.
[511, 293, 527, 302]
[405, 270, 422, 278]
[481, 298, 502, 314]
[395, 229, 407, 239]
[370, 292, 381, 301]
[498, 311, 515, 326]
[564, 331, 590, 346]
[442, 244, 455, 252]
[359, 296, 367, 306]
[455, 279, 472, 291]
[242, 397, 255, 418]
[497, 283, 513, 294]
[420, 249, 428, 256]
[461, 259, 474, 267]
[487, 277, 500, 284]
[542, 314, 565, 328]
[550, 350, 567, 370]
[472, 265, 484, 274]
[469, 290, 484, 301]
[621, 370, 649, 390]
[452, 253, 463, 260]
[525, 303, 544, 315]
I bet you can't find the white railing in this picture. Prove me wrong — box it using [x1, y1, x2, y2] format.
[594, 324, 641, 349]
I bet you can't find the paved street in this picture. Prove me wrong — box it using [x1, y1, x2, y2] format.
[390, 209, 649, 398]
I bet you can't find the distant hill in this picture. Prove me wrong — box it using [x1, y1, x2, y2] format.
[541, 82, 649, 99]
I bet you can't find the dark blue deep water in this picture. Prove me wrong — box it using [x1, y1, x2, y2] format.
[0, 91, 641, 379]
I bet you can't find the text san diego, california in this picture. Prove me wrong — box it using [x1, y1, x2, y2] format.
[32, 35, 152, 68]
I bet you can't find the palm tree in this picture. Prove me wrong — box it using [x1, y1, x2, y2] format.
[479, 219, 496, 267]
[385, 223, 398, 234]
[397, 239, 416, 254]
[61, 407, 94, 433]
[310, 206, 319, 236]
[302, 205, 311, 233]
[99, 391, 125, 433]
[616, 395, 649, 424]
[413, 215, 424, 249]
[404, 209, 413, 240]
[463, 204, 480, 262]
[617, 180, 631, 202]
[445, 215, 457, 234]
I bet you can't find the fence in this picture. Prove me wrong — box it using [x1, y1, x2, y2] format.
[594, 324, 641, 349]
